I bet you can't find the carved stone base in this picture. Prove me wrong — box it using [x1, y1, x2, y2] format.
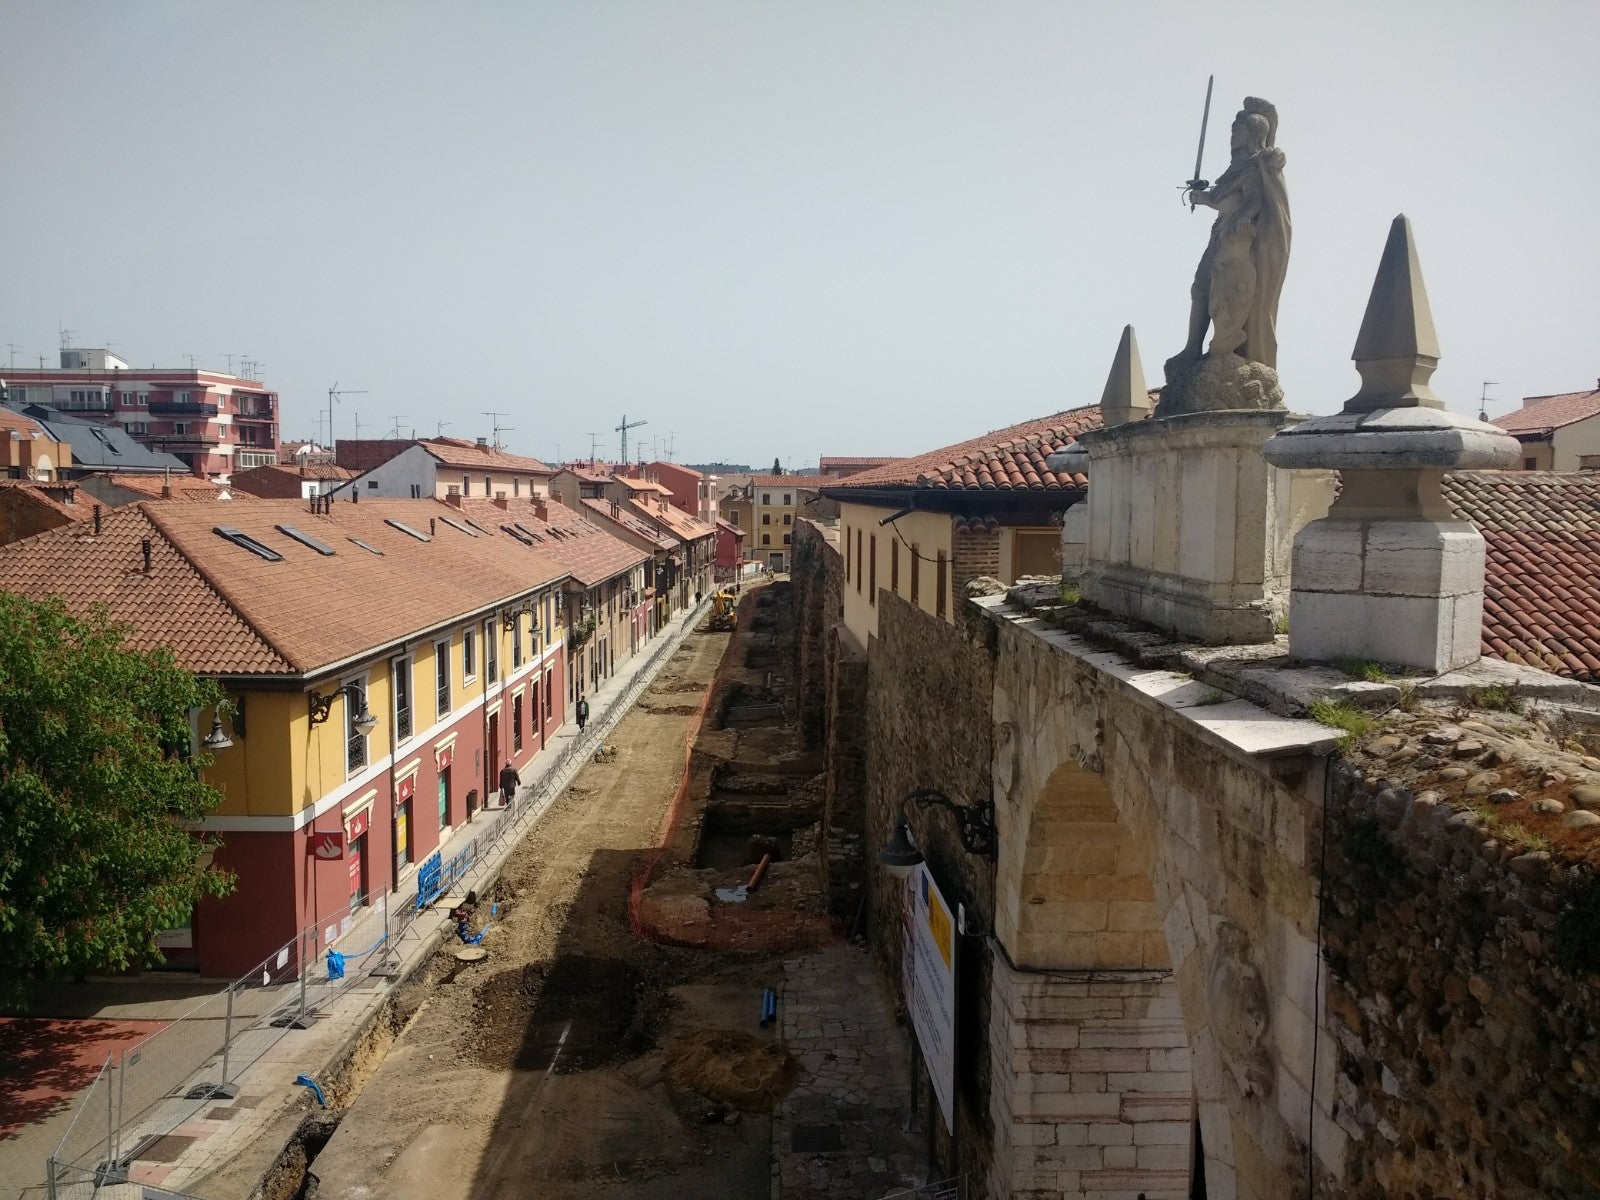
[1161, 350, 1284, 417]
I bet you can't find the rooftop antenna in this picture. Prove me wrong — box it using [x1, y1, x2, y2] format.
[387, 414, 407, 439]
[354, 415, 363, 438]
[1479, 380, 1500, 423]
[436, 419, 451, 436]
[184, 353, 201, 370]
[666, 431, 678, 462]
[615, 413, 648, 465]
[5, 343, 19, 368]
[59, 325, 76, 350]
[483, 411, 512, 450]
[588, 431, 601, 465]
[327, 382, 368, 451]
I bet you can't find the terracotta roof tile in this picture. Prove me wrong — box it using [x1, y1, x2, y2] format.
[444, 497, 648, 588]
[1491, 389, 1600, 437]
[579, 498, 676, 551]
[0, 498, 572, 678]
[819, 456, 901, 469]
[821, 406, 1102, 492]
[624, 497, 715, 543]
[1445, 470, 1600, 683]
[419, 437, 553, 475]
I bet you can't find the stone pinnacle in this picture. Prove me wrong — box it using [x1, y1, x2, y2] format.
[1099, 325, 1150, 427]
[1348, 214, 1443, 411]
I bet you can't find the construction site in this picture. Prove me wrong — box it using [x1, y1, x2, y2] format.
[214, 582, 925, 1200]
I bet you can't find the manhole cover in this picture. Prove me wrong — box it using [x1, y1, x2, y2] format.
[455, 946, 490, 962]
[791, 1124, 844, 1154]
[127, 1134, 195, 1163]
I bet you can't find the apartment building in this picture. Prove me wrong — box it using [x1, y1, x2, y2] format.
[334, 437, 554, 501]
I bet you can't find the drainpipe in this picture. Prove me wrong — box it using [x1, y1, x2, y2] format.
[388, 679, 398, 894]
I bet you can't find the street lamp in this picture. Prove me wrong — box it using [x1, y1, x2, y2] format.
[202, 714, 233, 751]
[877, 787, 998, 875]
[308, 683, 378, 735]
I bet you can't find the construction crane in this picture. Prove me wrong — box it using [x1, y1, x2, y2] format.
[616, 414, 648, 465]
[327, 382, 368, 454]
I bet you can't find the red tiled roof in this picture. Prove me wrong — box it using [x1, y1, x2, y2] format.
[579, 497, 675, 551]
[556, 465, 612, 484]
[626, 497, 715, 543]
[732, 475, 818, 491]
[0, 408, 50, 438]
[231, 463, 355, 499]
[716, 518, 745, 538]
[820, 456, 900, 469]
[335, 439, 413, 472]
[420, 437, 553, 476]
[823, 406, 1103, 492]
[444, 498, 647, 588]
[100, 473, 227, 498]
[0, 498, 572, 677]
[1445, 470, 1600, 682]
[0, 480, 83, 521]
[1491, 389, 1600, 437]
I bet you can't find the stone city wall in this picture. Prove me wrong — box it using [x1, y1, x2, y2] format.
[1319, 759, 1600, 1199]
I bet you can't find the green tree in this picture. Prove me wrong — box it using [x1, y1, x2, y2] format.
[0, 592, 234, 1005]
[771, 457, 782, 475]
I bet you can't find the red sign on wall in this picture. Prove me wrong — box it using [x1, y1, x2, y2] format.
[398, 774, 416, 804]
[436, 744, 453, 771]
[346, 808, 370, 841]
[308, 831, 346, 860]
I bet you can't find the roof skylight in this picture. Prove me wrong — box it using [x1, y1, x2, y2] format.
[384, 519, 431, 542]
[275, 523, 336, 556]
[214, 526, 283, 562]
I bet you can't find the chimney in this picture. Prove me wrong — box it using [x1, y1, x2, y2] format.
[492, 494, 509, 510]
[446, 492, 462, 508]
[430, 517, 437, 535]
[141, 538, 152, 573]
[476, 436, 488, 448]
[162, 466, 172, 499]
[610, 501, 620, 518]
[532, 498, 549, 522]
[93, 504, 101, 536]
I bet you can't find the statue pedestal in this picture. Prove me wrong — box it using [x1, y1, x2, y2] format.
[1077, 411, 1334, 644]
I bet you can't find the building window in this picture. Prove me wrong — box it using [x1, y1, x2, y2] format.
[544, 670, 553, 719]
[783, 533, 791, 545]
[783, 493, 792, 505]
[178, 391, 192, 403]
[138, 393, 148, 406]
[367, 480, 379, 489]
[173, 423, 187, 435]
[435, 639, 451, 717]
[463, 474, 471, 497]
[345, 675, 370, 774]
[762, 513, 771, 525]
[393, 657, 413, 742]
[512, 692, 524, 753]
[762, 534, 771, 546]
[845, 525, 852, 580]
[911, 543, 921, 604]
[728, 510, 739, 526]
[936, 550, 948, 618]
[891, 540, 900, 594]
[762, 493, 771, 505]
[512, 616, 523, 669]
[869, 534, 877, 605]
[463, 627, 477, 680]
[514, 478, 521, 497]
[1524, 458, 1537, 471]
[484, 475, 491, 496]
[485, 619, 498, 680]
[855, 529, 863, 594]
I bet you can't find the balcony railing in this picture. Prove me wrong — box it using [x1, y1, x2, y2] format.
[396, 704, 413, 742]
[234, 408, 276, 421]
[149, 400, 220, 417]
[153, 434, 220, 449]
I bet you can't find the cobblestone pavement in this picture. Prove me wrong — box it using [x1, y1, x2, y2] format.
[774, 942, 926, 1199]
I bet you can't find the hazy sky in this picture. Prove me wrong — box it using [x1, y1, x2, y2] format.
[4, 2, 1596, 470]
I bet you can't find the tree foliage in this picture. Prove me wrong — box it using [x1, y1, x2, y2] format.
[0, 592, 234, 1005]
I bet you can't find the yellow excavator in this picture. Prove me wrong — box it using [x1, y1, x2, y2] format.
[708, 589, 737, 632]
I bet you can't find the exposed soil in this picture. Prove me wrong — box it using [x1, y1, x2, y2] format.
[296, 615, 808, 1200]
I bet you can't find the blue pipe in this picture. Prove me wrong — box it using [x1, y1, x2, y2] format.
[294, 1074, 326, 1107]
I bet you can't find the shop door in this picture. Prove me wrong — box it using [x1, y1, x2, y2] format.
[394, 800, 412, 877]
[438, 767, 451, 829]
[348, 834, 367, 905]
[487, 713, 500, 789]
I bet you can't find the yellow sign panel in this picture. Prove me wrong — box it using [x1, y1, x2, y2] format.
[926, 886, 953, 971]
[395, 811, 408, 857]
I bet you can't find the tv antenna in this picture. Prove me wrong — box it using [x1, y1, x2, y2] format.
[483, 411, 513, 450]
[387, 415, 408, 439]
[436, 419, 451, 436]
[665, 431, 677, 462]
[5, 343, 19, 368]
[327, 382, 368, 450]
[184, 353, 202, 370]
[588, 432, 601, 464]
[59, 325, 76, 350]
[615, 413, 648, 465]
[354, 415, 364, 438]
[1479, 380, 1500, 423]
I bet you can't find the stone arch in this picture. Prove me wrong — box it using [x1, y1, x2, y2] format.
[997, 757, 1167, 971]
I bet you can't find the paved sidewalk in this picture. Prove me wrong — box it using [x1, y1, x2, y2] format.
[774, 943, 925, 1199]
[9, 600, 710, 1200]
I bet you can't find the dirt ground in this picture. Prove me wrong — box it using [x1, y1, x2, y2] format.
[306, 623, 799, 1200]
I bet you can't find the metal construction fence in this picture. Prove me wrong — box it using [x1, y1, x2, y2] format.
[44, 596, 710, 1198]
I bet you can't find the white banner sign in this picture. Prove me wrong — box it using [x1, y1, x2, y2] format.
[903, 862, 957, 1131]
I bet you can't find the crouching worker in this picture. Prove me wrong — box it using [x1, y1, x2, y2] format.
[450, 889, 479, 943]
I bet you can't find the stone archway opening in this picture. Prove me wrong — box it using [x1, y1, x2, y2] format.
[989, 759, 1197, 1199]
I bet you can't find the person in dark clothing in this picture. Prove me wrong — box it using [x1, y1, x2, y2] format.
[498, 760, 520, 808]
[576, 696, 590, 731]
[450, 889, 479, 942]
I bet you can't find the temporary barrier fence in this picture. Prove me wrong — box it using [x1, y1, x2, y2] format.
[44, 597, 709, 1197]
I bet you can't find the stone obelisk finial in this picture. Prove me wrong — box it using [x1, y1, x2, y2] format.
[1262, 216, 1519, 673]
[1348, 215, 1443, 411]
[1100, 325, 1150, 428]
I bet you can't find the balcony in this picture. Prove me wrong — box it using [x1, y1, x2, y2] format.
[153, 433, 220, 450]
[234, 408, 276, 422]
[149, 399, 220, 417]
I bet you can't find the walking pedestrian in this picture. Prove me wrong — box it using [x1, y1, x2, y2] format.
[498, 760, 520, 809]
[576, 695, 590, 732]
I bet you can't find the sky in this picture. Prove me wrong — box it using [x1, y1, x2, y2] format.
[3, 2, 1596, 471]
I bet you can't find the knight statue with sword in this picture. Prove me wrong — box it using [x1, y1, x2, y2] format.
[1162, 85, 1292, 415]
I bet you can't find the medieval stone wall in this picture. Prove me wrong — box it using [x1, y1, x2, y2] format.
[1319, 763, 1600, 1199]
[791, 519, 839, 749]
